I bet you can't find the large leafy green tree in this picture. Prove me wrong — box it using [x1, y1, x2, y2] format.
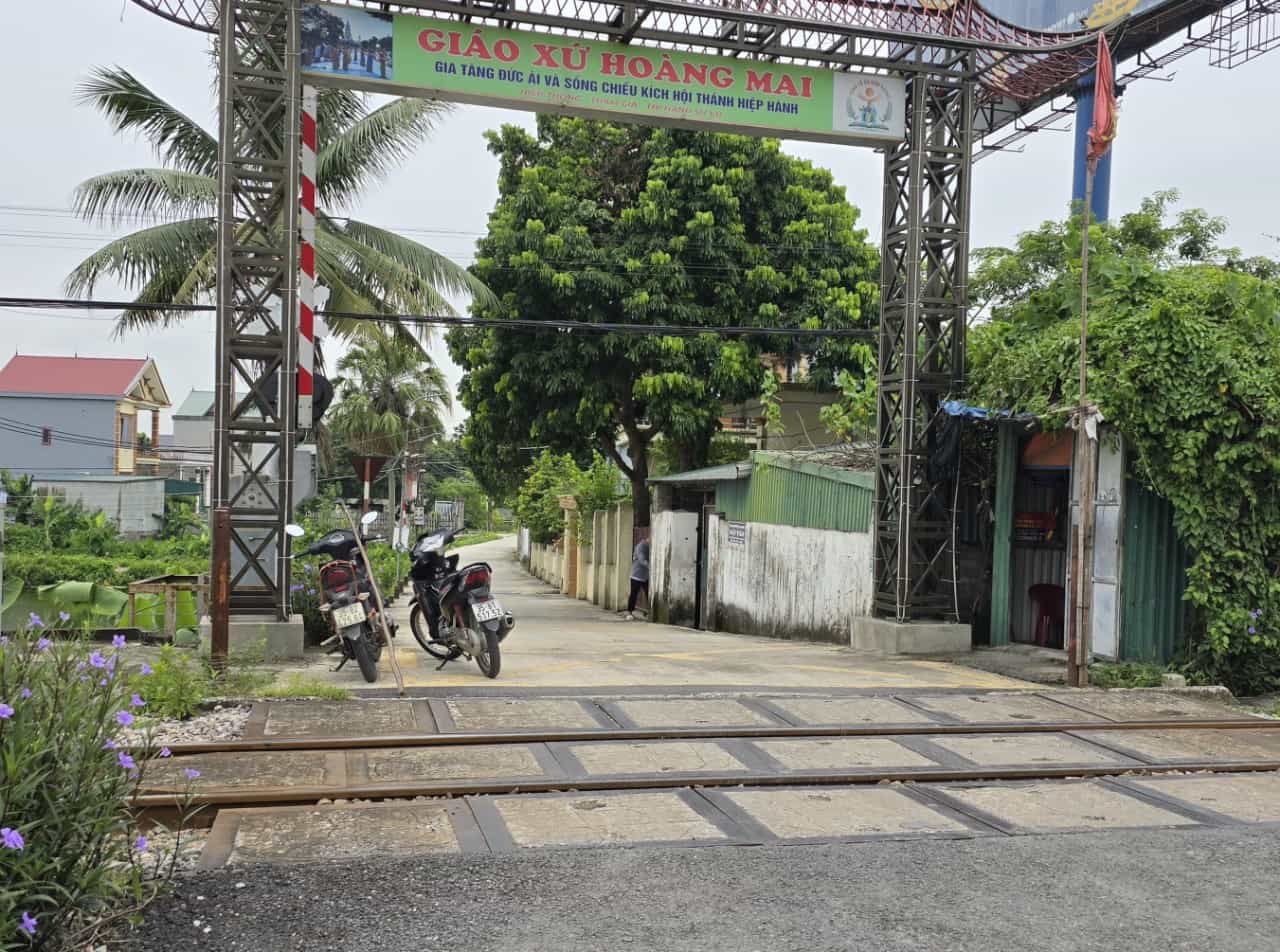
[450, 117, 879, 525]
[65, 67, 492, 336]
[968, 192, 1280, 692]
[328, 328, 451, 460]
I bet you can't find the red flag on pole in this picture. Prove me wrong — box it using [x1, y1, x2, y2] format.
[1087, 33, 1118, 169]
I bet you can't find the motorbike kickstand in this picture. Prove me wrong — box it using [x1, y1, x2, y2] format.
[434, 647, 463, 671]
[332, 655, 349, 672]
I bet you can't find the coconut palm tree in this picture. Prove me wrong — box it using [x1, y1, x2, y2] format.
[65, 66, 492, 339]
[327, 327, 452, 462]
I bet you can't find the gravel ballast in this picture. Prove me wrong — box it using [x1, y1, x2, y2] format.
[122, 705, 251, 747]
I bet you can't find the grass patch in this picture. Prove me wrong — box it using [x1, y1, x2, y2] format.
[260, 673, 352, 700]
[1089, 662, 1166, 689]
[457, 530, 507, 547]
[214, 668, 277, 696]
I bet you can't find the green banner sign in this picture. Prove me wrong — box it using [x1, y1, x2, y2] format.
[301, 3, 905, 146]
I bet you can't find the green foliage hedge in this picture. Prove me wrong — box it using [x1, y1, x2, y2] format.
[3, 553, 206, 589]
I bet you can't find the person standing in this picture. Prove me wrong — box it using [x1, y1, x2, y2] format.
[625, 536, 650, 621]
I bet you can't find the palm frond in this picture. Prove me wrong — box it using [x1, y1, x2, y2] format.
[76, 67, 217, 176]
[72, 168, 216, 225]
[112, 252, 215, 338]
[317, 97, 452, 206]
[64, 217, 216, 299]
[316, 87, 369, 146]
[321, 223, 456, 325]
[340, 218, 497, 310]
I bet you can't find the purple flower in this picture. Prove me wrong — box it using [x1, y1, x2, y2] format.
[89, 651, 107, 669]
[131, 693, 146, 708]
[28, 612, 43, 629]
[1249, 627, 1258, 635]
[116, 710, 135, 727]
[1251, 609, 1262, 620]
[106, 654, 118, 673]
[134, 835, 149, 852]
[159, 746, 172, 758]
[59, 611, 71, 623]
[113, 634, 127, 649]
[1, 827, 24, 850]
[103, 739, 118, 751]
[0, 636, 7, 646]
[18, 911, 36, 937]
[139, 662, 153, 676]
[99, 679, 109, 687]
[19, 687, 31, 700]
[118, 752, 137, 771]
[290, 583, 305, 593]
[36, 637, 52, 652]
[183, 768, 201, 781]
[0, 703, 12, 720]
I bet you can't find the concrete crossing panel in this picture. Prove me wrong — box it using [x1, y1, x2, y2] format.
[493, 792, 729, 847]
[933, 781, 1199, 833]
[750, 737, 938, 771]
[721, 788, 970, 839]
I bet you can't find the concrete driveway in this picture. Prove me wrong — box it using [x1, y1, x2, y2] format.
[369, 536, 1025, 692]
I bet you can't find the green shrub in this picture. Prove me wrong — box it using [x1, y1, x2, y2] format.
[516, 451, 580, 544]
[1, 627, 169, 947]
[128, 645, 206, 720]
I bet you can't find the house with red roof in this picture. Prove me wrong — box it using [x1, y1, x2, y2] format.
[0, 354, 171, 478]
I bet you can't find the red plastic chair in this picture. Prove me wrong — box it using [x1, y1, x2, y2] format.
[1028, 584, 1065, 648]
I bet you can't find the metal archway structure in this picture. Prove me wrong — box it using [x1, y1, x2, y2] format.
[130, 0, 1108, 625]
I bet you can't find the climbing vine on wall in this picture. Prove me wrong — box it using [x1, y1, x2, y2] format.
[969, 194, 1280, 692]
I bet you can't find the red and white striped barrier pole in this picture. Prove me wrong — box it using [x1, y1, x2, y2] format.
[297, 85, 317, 428]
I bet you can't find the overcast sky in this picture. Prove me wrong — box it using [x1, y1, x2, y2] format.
[1, 0, 1277, 435]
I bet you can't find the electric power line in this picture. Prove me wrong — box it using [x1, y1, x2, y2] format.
[0, 297, 875, 340]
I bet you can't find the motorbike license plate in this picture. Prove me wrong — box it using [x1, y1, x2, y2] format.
[472, 599, 503, 623]
[331, 603, 366, 628]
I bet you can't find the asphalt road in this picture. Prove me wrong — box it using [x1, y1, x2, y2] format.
[126, 825, 1279, 951]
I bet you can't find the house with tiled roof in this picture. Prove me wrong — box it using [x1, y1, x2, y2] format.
[0, 354, 171, 477]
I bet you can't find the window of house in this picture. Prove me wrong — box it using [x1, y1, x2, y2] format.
[41, 427, 52, 446]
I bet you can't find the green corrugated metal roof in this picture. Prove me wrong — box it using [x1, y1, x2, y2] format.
[173, 389, 215, 417]
[721, 453, 872, 533]
[648, 462, 750, 485]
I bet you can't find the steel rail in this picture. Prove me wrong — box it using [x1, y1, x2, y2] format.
[146, 716, 1280, 756]
[134, 758, 1280, 811]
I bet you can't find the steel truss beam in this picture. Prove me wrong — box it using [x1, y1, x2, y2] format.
[214, 0, 300, 617]
[875, 54, 974, 622]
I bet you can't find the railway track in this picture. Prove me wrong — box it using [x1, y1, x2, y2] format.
[129, 692, 1280, 867]
[135, 716, 1280, 813]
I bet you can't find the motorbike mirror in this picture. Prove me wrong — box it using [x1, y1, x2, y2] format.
[360, 511, 379, 527]
[284, 524, 306, 538]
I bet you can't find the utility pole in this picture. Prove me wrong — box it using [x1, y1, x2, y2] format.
[1067, 32, 1116, 689]
[1068, 170, 1097, 689]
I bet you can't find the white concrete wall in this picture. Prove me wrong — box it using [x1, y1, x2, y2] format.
[705, 514, 873, 644]
[651, 509, 699, 627]
[34, 478, 165, 537]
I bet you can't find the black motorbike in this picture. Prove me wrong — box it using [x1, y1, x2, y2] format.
[407, 529, 513, 679]
[286, 513, 391, 683]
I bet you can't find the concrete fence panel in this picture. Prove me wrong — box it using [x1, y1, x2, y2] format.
[706, 520, 873, 644]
